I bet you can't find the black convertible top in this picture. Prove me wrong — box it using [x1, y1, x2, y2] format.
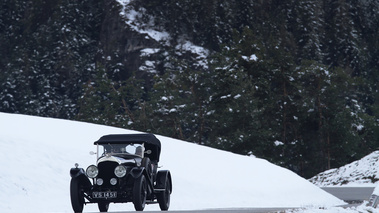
[94, 133, 161, 162]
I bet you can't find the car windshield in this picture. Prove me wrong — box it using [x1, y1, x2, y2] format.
[97, 143, 144, 158]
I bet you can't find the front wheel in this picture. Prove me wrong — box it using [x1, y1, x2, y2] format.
[98, 202, 109, 212]
[70, 178, 85, 213]
[157, 177, 171, 211]
[133, 175, 147, 211]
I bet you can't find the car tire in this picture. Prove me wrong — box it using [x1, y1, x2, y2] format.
[70, 178, 84, 213]
[157, 176, 171, 211]
[98, 202, 109, 212]
[133, 175, 147, 211]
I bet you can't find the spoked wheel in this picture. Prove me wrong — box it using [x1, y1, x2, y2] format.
[70, 178, 85, 213]
[157, 176, 171, 211]
[133, 175, 147, 211]
[98, 202, 109, 212]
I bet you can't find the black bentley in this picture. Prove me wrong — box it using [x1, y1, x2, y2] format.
[69, 133, 172, 212]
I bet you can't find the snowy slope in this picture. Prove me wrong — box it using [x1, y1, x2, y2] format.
[309, 151, 379, 187]
[0, 112, 345, 212]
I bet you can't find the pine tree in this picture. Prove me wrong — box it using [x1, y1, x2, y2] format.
[0, 0, 103, 118]
[295, 60, 364, 177]
[143, 46, 212, 143]
[77, 64, 145, 128]
[322, 0, 360, 70]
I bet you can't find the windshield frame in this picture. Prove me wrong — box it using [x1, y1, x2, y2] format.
[96, 143, 145, 159]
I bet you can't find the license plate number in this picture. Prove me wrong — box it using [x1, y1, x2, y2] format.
[92, 191, 117, 198]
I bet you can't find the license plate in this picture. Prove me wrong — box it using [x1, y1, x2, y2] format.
[92, 191, 117, 198]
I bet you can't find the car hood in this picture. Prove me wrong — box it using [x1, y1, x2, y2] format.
[97, 155, 136, 165]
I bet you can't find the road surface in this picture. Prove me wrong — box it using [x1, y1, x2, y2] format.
[87, 187, 374, 213]
[134, 209, 293, 213]
[89, 209, 294, 213]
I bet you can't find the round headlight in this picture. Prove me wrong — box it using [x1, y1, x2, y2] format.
[86, 165, 98, 178]
[114, 165, 127, 178]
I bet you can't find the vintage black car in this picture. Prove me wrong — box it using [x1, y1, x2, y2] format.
[69, 133, 172, 212]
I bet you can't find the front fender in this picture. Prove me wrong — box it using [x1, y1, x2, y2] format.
[155, 170, 172, 193]
[130, 167, 144, 179]
[70, 167, 91, 187]
[70, 167, 86, 178]
[70, 166, 92, 199]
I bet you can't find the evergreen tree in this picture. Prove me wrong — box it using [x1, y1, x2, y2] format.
[287, 0, 324, 61]
[0, 0, 103, 118]
[77, 64, 145, 128]
[142, 46, 212, 143]
[295, 61, 363, 177]
[322, 0, 360, 70]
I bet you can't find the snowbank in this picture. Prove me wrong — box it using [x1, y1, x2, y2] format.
[310, 151, 379, 187]
[0, 112, 344, 212]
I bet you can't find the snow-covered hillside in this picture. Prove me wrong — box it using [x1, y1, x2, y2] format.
[0, 112, 345, 212]
[310, 151, 379, 187]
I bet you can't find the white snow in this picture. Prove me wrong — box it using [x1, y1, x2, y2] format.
[139, 60, 157, 73]
[116, 0, 170, 43]
[274, 140, 284, 146]
[140, 48, 160, 57]
[116, 0, 210, 70]
[175, 40, 209, 57]
[234, 94, 241, 99]
[373, 184, 379, 196]
[0, 112, 377, 213]
[309, 151, 379, 187]
[285, 204, 377, 213]
[242, 54, 258, 62]
[175, 40, 209, 69]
